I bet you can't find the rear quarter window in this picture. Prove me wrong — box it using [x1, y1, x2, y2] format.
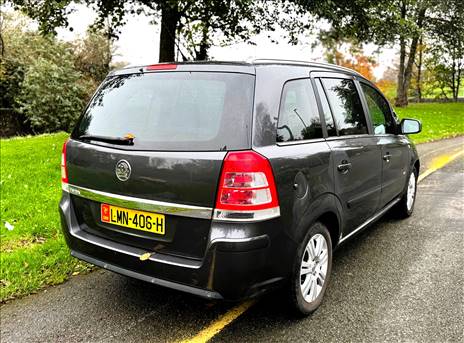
[73, 72, 255, 151]
[276, 79, 323, 142]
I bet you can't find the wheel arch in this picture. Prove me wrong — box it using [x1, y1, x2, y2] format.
[292, 192, 343, 249]
[414, 159, 420, 174]
[316, 211, 341, 248]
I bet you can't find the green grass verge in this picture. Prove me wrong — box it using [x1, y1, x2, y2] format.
[395, 102, 464, 144]
[0, 102, 462, 301]
[0, 133, 92, 302]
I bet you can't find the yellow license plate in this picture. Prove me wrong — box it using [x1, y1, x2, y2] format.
[101, 204, 165, 235]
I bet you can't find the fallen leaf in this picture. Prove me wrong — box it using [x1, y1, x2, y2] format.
[0, 279, 11, 287]
[139, 252, 152, 261]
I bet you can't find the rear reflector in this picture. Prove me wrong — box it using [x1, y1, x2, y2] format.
[146, 63, 177, 71]
[61, 139, 69, 184]
[214, 151, 280, 221]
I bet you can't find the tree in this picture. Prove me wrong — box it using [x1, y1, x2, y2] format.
[0, 12, 94, 133]
[72, 28, 115, 83]
[292, 0, 447, 106]
[16, 57, 88, 133]
[317, 33, 378, 80]
[411, 35, 425, 101]
[10, 0, 279, 62]
[425, 0, 464, 101]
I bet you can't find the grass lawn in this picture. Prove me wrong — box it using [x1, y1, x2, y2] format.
[0, 102, 462, 302]
[0, 133, 91, 302]
[395, 102, 464, 144]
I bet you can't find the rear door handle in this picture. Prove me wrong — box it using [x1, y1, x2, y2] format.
[337, 160, 352, 173]
[383, 153, 391, 162]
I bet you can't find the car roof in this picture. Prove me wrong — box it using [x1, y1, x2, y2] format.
[110, 59, 364, 78]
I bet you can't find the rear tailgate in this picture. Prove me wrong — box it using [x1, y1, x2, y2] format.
[66, 141, 225, 259]
[66, 66, 255, 259]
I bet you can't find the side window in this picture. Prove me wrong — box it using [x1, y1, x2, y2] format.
[322, 78, 368, 136]
[361, 83, 396, 134]
[315, 79, 337, 137]
[277, 79, 323, 142]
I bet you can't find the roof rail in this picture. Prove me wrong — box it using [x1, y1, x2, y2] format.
[251, 58, 363, 77]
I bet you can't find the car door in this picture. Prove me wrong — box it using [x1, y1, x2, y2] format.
[359, 82, 409, 208]
[314, 75, 382, 235]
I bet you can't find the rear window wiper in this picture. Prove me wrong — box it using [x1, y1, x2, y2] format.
[77, 134, 135, 145]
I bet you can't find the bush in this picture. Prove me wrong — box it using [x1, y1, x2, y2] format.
[15, 57, 89, 133]
[0, 11, 114, 135]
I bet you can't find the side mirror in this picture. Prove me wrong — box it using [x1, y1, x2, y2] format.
[401, 118, 422, 134]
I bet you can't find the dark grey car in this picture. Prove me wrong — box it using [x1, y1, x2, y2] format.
[59, 60, 421, 315]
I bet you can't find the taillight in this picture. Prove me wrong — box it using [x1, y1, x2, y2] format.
[61, 139, 69, 184]
[214, 151, 280, 221]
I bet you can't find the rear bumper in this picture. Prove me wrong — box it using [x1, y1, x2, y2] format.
[60, 192, 292, 301]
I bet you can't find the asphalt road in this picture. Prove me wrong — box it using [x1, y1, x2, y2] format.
[1, 139, 463, 343]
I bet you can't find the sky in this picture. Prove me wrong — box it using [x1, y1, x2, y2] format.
[34, 4, 396, 79]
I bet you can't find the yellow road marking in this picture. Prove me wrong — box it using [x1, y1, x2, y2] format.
[418, 149, 464, 183]
[179, 300, 256, 343]
[179, 149, 464, 343]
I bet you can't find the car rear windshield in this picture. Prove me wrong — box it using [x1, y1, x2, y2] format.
[72, 71, 255, 151]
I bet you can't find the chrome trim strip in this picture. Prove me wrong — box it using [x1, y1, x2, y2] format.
[339, 197, 400, 244]
[213, 206, 280, 222]
[62, 183, 213, 219]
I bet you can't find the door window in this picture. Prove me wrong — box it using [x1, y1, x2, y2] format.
[361, 83, 396, 134]
[277, 79, 323, 142]
[322, 78, 368, 136]
[315, 79, 337, 137]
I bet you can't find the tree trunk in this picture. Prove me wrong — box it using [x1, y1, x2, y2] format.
[416, 35, 423, 102]
[196, 43, 208, 61]
[451, 58, 457, 101]
[195, 23, 209, 60]
[456, 62, 462, 102]
[395, 1, 407, 107]
[194, 10, 210, 61]
[395, 7, 426, 107]
[395, 37, 407, 107]
[159, 3, 179, 63]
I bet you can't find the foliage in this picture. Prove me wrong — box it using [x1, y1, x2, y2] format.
[332, 48, 378, 80]
[11, 0, 281, 62]
[0, 12, 115, 134]
[376, 79, 397, 102]
[423, 0, 464, 101]
[0, 133, 93, 301]
[72, 29, 113, 84]
[16, 57, 88, 133]
[292, 0, 458, 106]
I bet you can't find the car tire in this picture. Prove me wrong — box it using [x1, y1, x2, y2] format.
[288, 222, 332, 316]
[394, 167, 418, 218]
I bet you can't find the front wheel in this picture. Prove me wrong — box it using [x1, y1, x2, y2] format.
[288, 222, 332, 316]
[393, 167, 417, 218]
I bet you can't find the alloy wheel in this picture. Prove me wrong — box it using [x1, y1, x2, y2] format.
[300, 233, 329, 303]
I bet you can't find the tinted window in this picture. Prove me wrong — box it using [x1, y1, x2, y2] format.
[72, 72, 254, 151]
[322, 78, 368, 136]
[277, 79, 322, 142]
[361, 83, 395, 134]
[315, 79, 337, 137]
